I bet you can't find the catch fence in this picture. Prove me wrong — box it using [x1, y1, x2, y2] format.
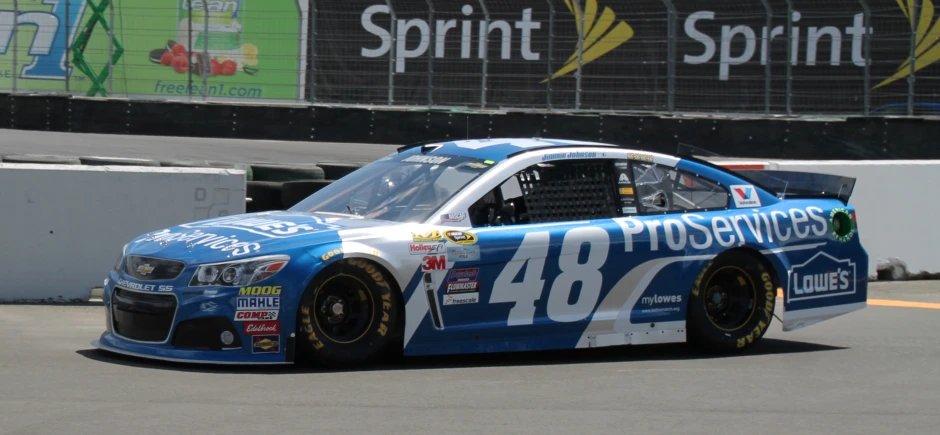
[0, 0, 936, 116]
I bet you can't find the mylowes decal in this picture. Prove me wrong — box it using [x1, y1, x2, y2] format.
[788, 252, 857, 302]
[730, 185, 761, 208]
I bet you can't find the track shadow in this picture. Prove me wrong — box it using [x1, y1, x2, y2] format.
[76, 338, 847, 375]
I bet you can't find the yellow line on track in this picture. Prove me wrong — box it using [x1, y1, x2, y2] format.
[774, 290, 940, 310]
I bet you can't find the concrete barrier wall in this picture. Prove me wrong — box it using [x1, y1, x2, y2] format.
[0, 164, 246, 302]
[714, 160, 940, 277]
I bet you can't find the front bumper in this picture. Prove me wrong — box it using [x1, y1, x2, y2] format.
[94, 269, 297, 365]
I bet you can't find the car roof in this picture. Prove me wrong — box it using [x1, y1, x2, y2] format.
[398, 138, 629, 162]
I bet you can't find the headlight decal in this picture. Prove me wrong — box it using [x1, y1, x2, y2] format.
[189, 255, 290, 287]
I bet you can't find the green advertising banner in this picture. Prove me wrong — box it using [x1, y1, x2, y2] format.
[0, 0, 308, 102]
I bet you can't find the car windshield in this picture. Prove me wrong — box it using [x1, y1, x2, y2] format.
[288, 152, 496, 223]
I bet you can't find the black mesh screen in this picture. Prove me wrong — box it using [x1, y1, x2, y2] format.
[516, 160, 618, 224]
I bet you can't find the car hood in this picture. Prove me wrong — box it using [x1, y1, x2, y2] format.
[124, 211, 399, 264]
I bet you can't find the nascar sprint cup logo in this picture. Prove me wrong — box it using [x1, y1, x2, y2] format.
[788, 252, 857, 302]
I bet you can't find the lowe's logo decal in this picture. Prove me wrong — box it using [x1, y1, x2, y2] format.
[0, 0, 87, 80]
[788, 251, 857, 302]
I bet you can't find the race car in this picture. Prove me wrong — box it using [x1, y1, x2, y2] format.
[92, 138, 868, 366]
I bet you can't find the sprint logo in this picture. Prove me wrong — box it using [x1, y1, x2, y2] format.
[360, 0, 632, 77]
[543, 0, 634, 82]
[875, 0, 940, 89]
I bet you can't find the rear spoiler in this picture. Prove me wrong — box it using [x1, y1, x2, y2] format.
[732, 169, 856, 204]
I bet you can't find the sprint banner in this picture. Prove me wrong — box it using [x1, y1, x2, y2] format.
[316, 0, 937, 112]
[0, 0, 308, 102]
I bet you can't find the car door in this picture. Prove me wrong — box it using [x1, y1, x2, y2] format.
[422, 157, 630, 351]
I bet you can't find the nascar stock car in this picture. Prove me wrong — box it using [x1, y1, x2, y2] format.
[93, 138, 867, 366]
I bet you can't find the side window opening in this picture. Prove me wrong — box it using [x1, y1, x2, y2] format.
[469, 159, 619, 227]
[630, 162, 730, 213]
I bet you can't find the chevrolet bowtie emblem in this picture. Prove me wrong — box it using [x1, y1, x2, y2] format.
[137, 264, 155, 275]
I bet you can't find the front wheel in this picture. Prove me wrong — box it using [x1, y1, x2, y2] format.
[296, 258, 401, 367]
[687, 251, 777, 352]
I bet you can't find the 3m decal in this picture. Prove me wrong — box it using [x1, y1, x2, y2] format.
[239, 286, 282, 296]
[234, 310, 279, 321]
[412, 230, 444, 242]
[443, 230, 477, 245]
[489, 227, 609, 325]
[730, 185, 761, 208]
[422, 255, 447, 271]
[251, 335, 281, 354]
[788, 252, 858, 302]
[244, 322, 280, 335]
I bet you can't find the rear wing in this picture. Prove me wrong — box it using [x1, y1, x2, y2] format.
[732, 169, 857, 204]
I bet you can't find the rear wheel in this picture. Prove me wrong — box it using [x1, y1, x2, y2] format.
[296, 258, 401, 367]
[687, 251, 776, 352]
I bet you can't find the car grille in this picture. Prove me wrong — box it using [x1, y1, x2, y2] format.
[124, 255, 186, 281]
[111, 288, 177, 342]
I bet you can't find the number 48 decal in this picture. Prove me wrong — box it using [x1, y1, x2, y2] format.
[489, 227, 610, 326]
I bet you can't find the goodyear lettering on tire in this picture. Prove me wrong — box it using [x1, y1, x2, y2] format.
[345, 258, 393, 337]
[736, 266, 776, 349]
[692, 261, 713, 297]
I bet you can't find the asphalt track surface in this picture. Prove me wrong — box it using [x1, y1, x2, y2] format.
[0, 129, 397, 165]
[1, 282, 938, 435]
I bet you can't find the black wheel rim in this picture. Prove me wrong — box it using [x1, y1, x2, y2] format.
[702, 266, 757, 332]
[312, 275, 374, 344]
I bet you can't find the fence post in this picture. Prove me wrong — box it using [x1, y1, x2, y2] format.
[785, 0, 793, 115]
[660, 0, 676, 112]
[65, 0, 71, 93]
[202, 4, 209, 99]
[546, 0, 554, 109]
[572, 0, 584, 109]
[907, 0, 920, 116]
[477, 0, 490, 109]
[385, 0, 396, 105]
[426, 0, 434, 107]
[759, 0, 771, 114]
[108, 2, 114, 96]
[187, 1, 193, 99]
[12, 0, 17, 92]
[859, 0, 871, 115]
[309, 0, 317, 103]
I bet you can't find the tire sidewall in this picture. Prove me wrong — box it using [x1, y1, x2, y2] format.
[689, 251, 776, 351]
[297, 258, 399, 365]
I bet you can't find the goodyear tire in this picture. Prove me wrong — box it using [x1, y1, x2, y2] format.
[686, 250, 776, 353]
[296, 258, 401, 367]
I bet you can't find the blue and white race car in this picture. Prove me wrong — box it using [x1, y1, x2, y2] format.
[93, 138, 868, 366]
